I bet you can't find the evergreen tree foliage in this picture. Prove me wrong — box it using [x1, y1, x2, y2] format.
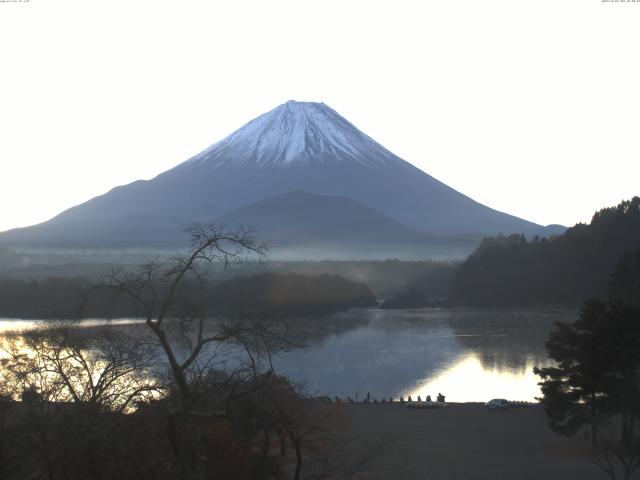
[608, 244, 640, 308]
[452, 197, 640, 306]
[535, 248, 640, 447]
[534, 301, 617, 444]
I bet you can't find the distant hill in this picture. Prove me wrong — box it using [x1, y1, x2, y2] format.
[450, 197, 640, 306]
[216, 190, 421, 243]
[214, 190, 482, 259]
[0, 101, 561, 258]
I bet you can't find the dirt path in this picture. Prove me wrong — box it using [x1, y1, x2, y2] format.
[341, 403, 607, 480]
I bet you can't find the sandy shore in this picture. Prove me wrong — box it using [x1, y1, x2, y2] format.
[340, 403, 606, 480]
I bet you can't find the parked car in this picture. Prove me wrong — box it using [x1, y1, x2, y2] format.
[485, 399, 510, 411]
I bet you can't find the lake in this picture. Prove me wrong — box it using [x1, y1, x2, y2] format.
[0, 308, 574, 402]
[273, 308, 573, 402]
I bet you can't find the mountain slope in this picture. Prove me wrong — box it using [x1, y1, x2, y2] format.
[0, 100, 558, 252]
[216, 190, 421, 243]
[214, 191, 482, 260]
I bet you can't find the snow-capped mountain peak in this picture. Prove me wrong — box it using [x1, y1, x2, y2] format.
[0, 99, 551, 251]
[185, 100, 404, 169]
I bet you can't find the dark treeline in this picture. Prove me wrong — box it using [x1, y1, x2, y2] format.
[266, 259, 455, 296]
[210, 273, 375, 316]
[450, 197, 640, 307]
[1, 256, 453, 298]
[0, 272, 375, 319]
[0, 277, 93, 319]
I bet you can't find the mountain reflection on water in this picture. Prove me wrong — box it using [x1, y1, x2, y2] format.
[0, 308, 575, 402]
[274, 308, 575, 402]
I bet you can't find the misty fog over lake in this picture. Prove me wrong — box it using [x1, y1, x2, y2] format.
[0, 308, 571, 403]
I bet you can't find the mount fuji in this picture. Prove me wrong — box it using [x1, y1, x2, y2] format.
[0, 101, 562, 258]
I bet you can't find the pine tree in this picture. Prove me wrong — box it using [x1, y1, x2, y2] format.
[534, 300, 613, 445]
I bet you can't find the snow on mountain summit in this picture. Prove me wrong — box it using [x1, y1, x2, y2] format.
[0, 99, 552, 250]
[185, 101, 406, 169]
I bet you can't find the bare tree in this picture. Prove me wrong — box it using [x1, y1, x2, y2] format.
[269, 391, 341, 480]
[0, 224, 356, 480]
[97, 224, 318, 479]
[582, 422, 640, 480]
[1, 321, 160, 413]
[102, 223, 269, 408]
[0, 392, 22, 480]
[0, 321, 164, 480]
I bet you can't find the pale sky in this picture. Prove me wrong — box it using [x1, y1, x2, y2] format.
[1, 0, 639, 233]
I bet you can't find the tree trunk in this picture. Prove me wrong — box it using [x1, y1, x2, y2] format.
[591, 394, 598, 447]
[262, 430, 270, 456]
[622, 412, 630, 447]
[165, 414, 189, 478]
[294, 443, 302, 480]
[279, 431, 287, 457]
[149, 322, 191, 405]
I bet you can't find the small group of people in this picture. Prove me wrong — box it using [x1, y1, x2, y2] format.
[402, 392, 446, 403]
[334, 392, 448, 403]
[424, 393, 446, 403]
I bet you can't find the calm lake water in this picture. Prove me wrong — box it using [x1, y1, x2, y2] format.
[273, 308, 573, 402]
[0, 308, 574, 402]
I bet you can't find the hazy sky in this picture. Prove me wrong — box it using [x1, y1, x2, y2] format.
[1, 0, 639, 233]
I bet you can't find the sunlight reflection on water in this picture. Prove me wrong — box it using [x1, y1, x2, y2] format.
[0, 318, 142, 333]
[405, 352, 550, 402]
[0, 309, 571, 403]
[0, 320, 38, 334]
[272, 308, 570, 402]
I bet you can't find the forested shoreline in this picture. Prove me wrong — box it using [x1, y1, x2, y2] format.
[450, 197, 640, 306]
[0, 272, 375, 319]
